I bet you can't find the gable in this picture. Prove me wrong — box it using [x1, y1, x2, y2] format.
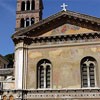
[12, 10, 100, 42]
[41, 23, 96, 37]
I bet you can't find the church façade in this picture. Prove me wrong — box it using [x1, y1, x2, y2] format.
[1, 0, 100, 100]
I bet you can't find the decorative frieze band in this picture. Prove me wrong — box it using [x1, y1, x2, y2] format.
[14, 32, 100, 45]
[2, 89, 100, 99]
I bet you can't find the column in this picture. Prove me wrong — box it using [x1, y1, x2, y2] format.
[24, 19, 26, 27]
[15, 43, 24, 89]
[29, 18, 31, 26]
[25, 2, 27, 10]
[23, 46, 28, 89]
[87, 65, 90, 87]
[44, 65, 46, 88]
[30, 0, 32, 10]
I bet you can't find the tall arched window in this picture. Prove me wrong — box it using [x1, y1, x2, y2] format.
[21, 1, 25, 11]
[31, 17, 35, 25]
[31, 0, 35, 10]
[26, 1, 30, 10]
[81, 56, 97, 88]
[37, 59, 52, 89]
[26, 18, 30, 27]
[20, 18, 24, 28]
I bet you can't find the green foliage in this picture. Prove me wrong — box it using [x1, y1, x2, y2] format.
[4, 53, 14, 68]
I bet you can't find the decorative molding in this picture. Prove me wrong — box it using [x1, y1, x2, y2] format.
[1, 89, 100, 99]
[16, 9, 40, 14]
[14, 32, 100, 47]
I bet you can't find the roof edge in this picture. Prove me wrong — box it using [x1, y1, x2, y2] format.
[12, 10, 100, 39]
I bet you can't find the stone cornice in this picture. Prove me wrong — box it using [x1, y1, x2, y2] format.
[16, 9, 41, 14]
[63, 11, 100, 24]
[13, 32, 100, 46]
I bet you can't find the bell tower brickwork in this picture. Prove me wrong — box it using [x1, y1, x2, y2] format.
[16, 0, 43, 31]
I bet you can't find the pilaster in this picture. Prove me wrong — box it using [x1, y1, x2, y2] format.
[23, 44, 28, 89]
[15, 42, 24, 89]
[15, 42, 28, 90]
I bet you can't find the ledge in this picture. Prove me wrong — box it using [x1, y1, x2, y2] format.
[2, 88, 100, 99]
[0, 68, 14, 76]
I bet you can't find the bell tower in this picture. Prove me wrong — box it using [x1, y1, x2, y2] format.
[16, 0, 43, 31]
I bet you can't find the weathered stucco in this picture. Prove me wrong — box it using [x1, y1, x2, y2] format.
[27, 44, 100, 89]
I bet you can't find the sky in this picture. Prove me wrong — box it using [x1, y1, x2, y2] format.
[0, 0, 100, 56]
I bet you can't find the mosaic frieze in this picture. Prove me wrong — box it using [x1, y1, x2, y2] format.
[52, 24, 80, 35]
[42, 23, 95, 36]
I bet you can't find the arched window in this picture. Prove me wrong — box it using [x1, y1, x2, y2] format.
[9, 95, 14, 100]
[81, 56, 97, 88]
[37, 59, 52, 89]
[3, 95, 7, 100]
[26, 1, 30, 10]
[20, 18, 24, 28]
[31, 0, 35, 10]
[26, 18, 30, 27]
[31, 17, 35, 25]
[21, 1, 25, 11]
